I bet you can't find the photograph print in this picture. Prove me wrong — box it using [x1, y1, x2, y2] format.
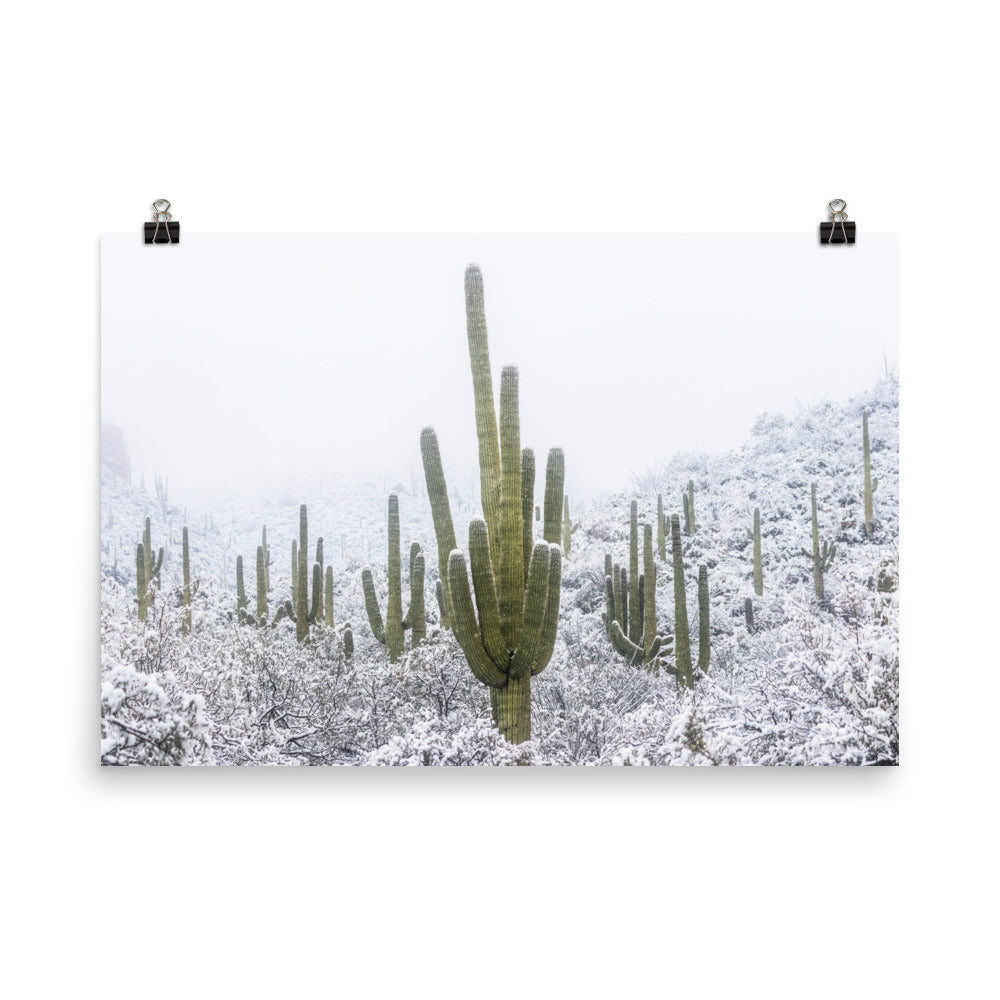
[100, 234, 899, 765]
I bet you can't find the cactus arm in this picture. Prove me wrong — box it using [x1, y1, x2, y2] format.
[604, 573, 617, 634]
[541, 448, 565, 546]
[401, 541, 421, 628]
[497, 367, 525, 646]
[509, 543, 551, 678]
[657, 494, 666, 561]
[420, 427, 457, 627]
[531, 544, 562, 675]
[610, 620, 643, 663]
[325, 565, 334, 627]
[448, 550, 507, 688]
[562, 496, 572, 557]
[150, 548, 164, 581]
[435, 580, 446, 625]
[619, 567, 628, 634]
[465, 264, 503, 560]
[468, 519, 508, 669]
[361, 568, 386, 644]
[307, 564, 322, 624]
[521, 448, 535, 577]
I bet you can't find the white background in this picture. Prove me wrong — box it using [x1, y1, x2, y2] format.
[1, 2, 995, 998]
[102, 233, 898, 498]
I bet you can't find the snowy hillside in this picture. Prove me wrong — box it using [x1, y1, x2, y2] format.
[100, 375, 898, 766]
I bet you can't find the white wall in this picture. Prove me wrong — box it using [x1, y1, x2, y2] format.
[3, 2, 993, 998]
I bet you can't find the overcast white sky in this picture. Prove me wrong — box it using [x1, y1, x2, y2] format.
[101, 234, 898, 500]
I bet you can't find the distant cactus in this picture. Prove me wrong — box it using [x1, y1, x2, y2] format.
[628, 501, 641, 644]
[261, 526, 271, 592]
[324, 566, 334, 627]
[747, 506, 763, 596]
[420, 264, 563, 743]
[343, 624, 354, 659]
[135, 519, 164, 623]
[671, 514, 694, 688]
[863, 410, 878, 536]
[288, 505, 321, 641]
[256, 546, 269, 622]
[605, 523, 673, 669]
[656, 494, 666, 561]
[562, 496, 577, 557]
[362, 494, 426, 660]
[236, 555, 249, 623]
[683, 480, 695, 535]
[182, 526, 192, 634]
[801, 483, 836, 602]
[697, 564, 710, 675]
[744, 596, 754, 633]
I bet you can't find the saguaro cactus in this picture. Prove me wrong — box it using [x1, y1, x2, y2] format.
[136, 517, 164, 621]
[863, 410, 878, 536]
[288, 505, 321, 641]
[801, 483, 836, 601]
[236, 555, 249, 623]
[697, 564, 710, 675]
[748, 506, 763, 596]
[420, 264, 564, 744]
[182, 526, 192, 634]
[671, 514, 694, 688]
[656, 494, 666, 561]
[562, 496, 576, 557]
[605, 523, 673, 669]
[362, 494, 426, 660]
[744, 597, 754, 633]
[683, 480, 695, 535]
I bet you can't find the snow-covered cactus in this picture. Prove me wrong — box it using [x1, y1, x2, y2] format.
[628, 501, 641, 644]
[863, 410, 878, 536]
[324, 566, 334, 627]
[137, 517, 164, 619]
[683, 480, 696, 535]
[236, 555, 249, 623]
[801, 483, 836, 602]
[605, 523, 673, 669]
[697, 564, 710, 675]
[748, 506, 763, 596]
[420, 264, 564, 744]
[671, 514, 694, 688]
[260, 526, 271, 593]
[256, 545, 268, 622]
[182, 526, 192, 634]
[744, 596, 754, 633]
[343, 624, 354, 660]
[362, 494, 426, 660]
[657, 494, 666, 561]
[562, 495, 576, 557]
[289, 505, 321, 641]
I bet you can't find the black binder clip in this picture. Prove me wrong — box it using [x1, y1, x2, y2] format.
[819, 199, 855, 244]
[144, 199, 179, 244]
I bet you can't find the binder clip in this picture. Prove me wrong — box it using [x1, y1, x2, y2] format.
[144, 199, 179, 244]
[819, 199, 855, 244]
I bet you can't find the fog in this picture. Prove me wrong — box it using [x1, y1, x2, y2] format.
[101, 234, 898, 501]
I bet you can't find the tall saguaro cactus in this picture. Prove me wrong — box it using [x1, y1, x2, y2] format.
[801, 483, 836, 602]
[420, 264, 564, 744]
[656, 494, 666, 561]
[697, 564, 710, 675]
[362, 493, 426, 660]
[748, 506, 763, 596]
[671, 514, 694, 688]
[288, 504, 321, 641]
[863, 410, 878, 536]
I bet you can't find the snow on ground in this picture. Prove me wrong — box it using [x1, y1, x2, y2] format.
[100, 375, 898, 766]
